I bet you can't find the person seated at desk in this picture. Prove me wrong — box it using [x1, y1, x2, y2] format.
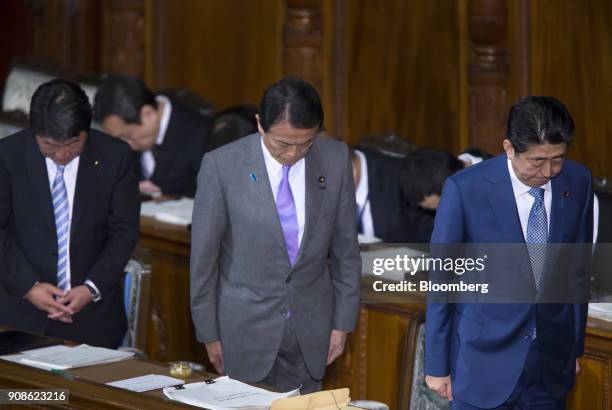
[93, 74, 212, 198]
[591, 189, 612, 298]
[351, 145, 425, 242]
[399, 148, 464, 242]
[0, 79, 140, 348]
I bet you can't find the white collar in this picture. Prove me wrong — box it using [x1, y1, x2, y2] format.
[155, 95, 172, 146]
[260, 135, 305, 176]
[507, 158, 550, 198]
[354, 149, 369, 205]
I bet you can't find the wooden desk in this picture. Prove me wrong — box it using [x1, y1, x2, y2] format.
[138, 216, 206, 365]
[138, 218, 612, 409]
[0, 351, 214, 409]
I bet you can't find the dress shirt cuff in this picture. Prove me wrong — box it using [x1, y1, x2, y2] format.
[84, 279, 102, 300]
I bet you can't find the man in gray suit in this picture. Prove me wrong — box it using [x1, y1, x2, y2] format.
[190, 77, 361, 393]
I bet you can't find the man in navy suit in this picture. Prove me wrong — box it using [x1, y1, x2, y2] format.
[425, 96, 592, 409]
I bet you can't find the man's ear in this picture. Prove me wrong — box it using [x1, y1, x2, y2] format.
[502, 139, 515, 160]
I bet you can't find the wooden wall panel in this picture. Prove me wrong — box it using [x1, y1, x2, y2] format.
[0, 0, 33, 84]
[531, 0, 612, 178]
[344, 0, 466, 151]
[149, 0, 285, 111]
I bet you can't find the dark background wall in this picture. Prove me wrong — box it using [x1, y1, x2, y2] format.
[1, 0, 610, 177]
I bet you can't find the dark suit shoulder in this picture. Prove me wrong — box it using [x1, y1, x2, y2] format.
[86, 129, 132, 156]
[0, 129, 32, 152]
[167, 99, 213, 136]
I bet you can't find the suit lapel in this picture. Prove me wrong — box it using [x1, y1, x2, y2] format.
[549, 174, 570, 243]
[26, 133, 54, 229]
[541, 173, 571, 291]
[485, 157, 524, 243]
[70, 137, 98, 239]
[485, 156, 535, 288]
[294, 141, 325, 266]
[242, 135, 288, 256]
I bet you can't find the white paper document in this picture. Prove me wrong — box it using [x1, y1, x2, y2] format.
[140, 198, 194, 226]
[107, 374, 185, 392]
[163, 376, 300, 410]
[0, 344, 134, 370]
[589, 303, 612, 321]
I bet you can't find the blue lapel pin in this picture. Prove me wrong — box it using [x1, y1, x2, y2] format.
[250, 173, 258, 182]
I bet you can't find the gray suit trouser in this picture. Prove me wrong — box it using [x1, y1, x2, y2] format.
[257, 318, 322, 394]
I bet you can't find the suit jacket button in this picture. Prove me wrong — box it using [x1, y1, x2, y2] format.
[285, 276, 291, 283]
[280, 308, 290, 318]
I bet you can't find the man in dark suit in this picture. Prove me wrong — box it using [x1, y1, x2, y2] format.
[352, 146, 434, 243]
[425, 96, 592, 408]
[0, 79, 140, 348]
[190, 77, 361, 393]
[93, 75, 212, 198]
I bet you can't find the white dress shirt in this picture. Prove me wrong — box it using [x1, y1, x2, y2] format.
[141, 95, 172, 179]
[261, 137, 306, 246]
[507, 159, 551, 239]
[45, 157, 99, 295]
[354, 149, 375, 237]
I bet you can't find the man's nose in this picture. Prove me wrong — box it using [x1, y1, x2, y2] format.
[541, 161, 554, 178]
[56, 150, 71, 162]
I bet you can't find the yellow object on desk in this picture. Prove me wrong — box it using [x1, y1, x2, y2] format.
[168, 361, 192, 378]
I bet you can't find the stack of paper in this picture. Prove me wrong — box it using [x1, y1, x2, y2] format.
[140, 198, 194, 226]
[0, 344, 134, 370]
[163, 376, 299, 410]
[107, 374, 185, 392]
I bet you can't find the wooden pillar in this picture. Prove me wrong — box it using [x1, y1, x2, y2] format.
[283, 0, 324, 94]
[27, 0, 101, 76]
[468, 0, 508, 153]
[101, 0, 145, 78]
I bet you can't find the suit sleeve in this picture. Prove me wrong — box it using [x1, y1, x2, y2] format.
[329, 145, 362, 332]
[425, 177, 465, 376]
[0, 152, 40, 297]
[574, 171, 594, 357]
[190, 153, 227, 343]
[86, 144, 140, 293]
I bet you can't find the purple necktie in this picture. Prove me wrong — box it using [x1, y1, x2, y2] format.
[276, 165, 299, 265]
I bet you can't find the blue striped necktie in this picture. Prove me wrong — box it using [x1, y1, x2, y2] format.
[52, 165, 70, 291]
[526, 187, 548, 290]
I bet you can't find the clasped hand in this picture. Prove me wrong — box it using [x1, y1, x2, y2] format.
[25, 283, 92, 323]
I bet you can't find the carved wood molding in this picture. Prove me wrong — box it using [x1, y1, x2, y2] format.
[283, 0, 323, 92]
[333, 0, 348, 139]
[101, 0, 145, 77]
[582, 348, 612, 410]
[358, 306, 368, 399]
[468, 0, 509, 153]
[517, 0, 531, 97]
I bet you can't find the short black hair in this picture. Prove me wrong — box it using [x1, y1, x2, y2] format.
[400, 149, 464, 207]
[93, 74, 157, 124]
[29, 78, 92, 141]
[507, 96, 574, 153]
[258, 76, 323, 132]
